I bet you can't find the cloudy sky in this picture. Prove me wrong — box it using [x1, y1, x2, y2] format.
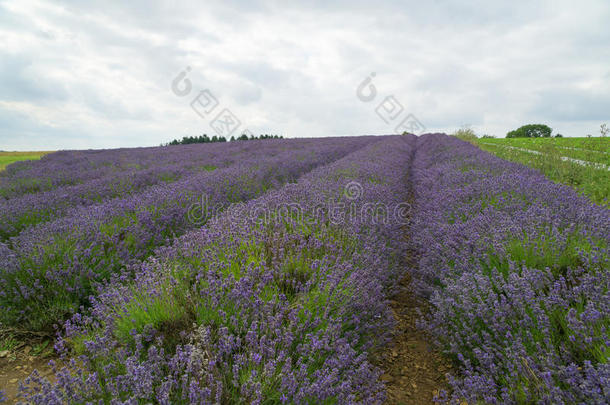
[0, 0, 609, 150]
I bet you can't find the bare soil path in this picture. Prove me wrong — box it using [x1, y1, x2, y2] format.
[0, 328, 57, 404]
[0, 350, 57, 404]
[376, 272, 452, 404]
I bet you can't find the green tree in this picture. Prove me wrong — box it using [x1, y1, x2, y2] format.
[506, 124, 552, 138]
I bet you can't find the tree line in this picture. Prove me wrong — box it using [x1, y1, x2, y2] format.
[164, 134, 284, 146]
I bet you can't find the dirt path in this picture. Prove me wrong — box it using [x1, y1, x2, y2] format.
[0, 349, 57, 403]
[376, 272, 451, 404]
[0, 329, 57, 404]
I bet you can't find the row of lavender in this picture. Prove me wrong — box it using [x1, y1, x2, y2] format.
[410, 134, 609, 404]
[0, 139, 348, 240]
[19, 136, 416, 404]
[0, 142, 254, 199]
[0, 137, 376, 331]
[1, 148, 224, 240]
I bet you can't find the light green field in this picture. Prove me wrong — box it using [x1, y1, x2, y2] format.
[478, 137, 609, 165]
[0, 151, 53, 172]
[473, 137, 609, 206]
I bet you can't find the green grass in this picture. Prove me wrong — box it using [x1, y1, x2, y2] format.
[478, 137, 609, 165]
[471, 138, 609, 206]
[0, 335, 19, 352]
[0, 151, 53, 171]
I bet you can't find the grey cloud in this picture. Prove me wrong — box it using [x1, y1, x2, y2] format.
[0, 107, 85, 150]
[0, 53, 68, 102]
[1, 0, 609, 149]
[531, 88, 610, 121]
[77, 86, 152, 121]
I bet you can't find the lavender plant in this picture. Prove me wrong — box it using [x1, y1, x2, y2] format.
[0, 162, 217, 241]
[0, 137, 338, 240]
[8, 133, 605, 404]
[19, 136, 416, 404]
[1, 137, 375, 331]
[1, 142, 252, 199]
[410, 134, 609, 404]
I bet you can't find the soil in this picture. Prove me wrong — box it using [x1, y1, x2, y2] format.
[0, 350, 57, 404]
[0, 328, 58, 405]
[375, 272, 452, 404]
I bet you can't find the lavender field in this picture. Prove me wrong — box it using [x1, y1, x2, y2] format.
[0, 134, 608, 404]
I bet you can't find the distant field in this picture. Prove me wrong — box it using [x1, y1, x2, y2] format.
[0, 151, 52, 171]
[479, 137, 609, 165]
[487, 136, 610, 150]
[474, 137, 609, 205]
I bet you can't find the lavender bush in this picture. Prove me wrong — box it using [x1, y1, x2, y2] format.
[410, 134, 609, 404]
[19, 135, 416, 404]
[0, 145, 197, 199]
[1, 137, 375, 331]
[6, 133, 605, 404]
[0, 137, 341, 240]
[1, 160, 218, 240]
[1, 141, 270, 199]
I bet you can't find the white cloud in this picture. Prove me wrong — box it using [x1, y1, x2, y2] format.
[0, 0, 609, 150]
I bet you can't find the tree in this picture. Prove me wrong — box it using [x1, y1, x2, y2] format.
[555, 133, 563, 138]
[166, 133, 284, 145]
[600, 124, 608, 137]
[506, 124, 552, 138]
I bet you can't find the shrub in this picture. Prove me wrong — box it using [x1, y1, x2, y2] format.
[451, 127, 478, 142]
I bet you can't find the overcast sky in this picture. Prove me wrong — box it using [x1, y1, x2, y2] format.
[0, 0, 609, 150]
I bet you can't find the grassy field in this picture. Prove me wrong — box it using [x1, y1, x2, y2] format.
[472, 137, 609, 205]
[478, 137, 609, 165]
[0, 151, 53, 171]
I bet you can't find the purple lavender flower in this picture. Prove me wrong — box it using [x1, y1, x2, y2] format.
[18, 135, 415, 403]
[409, 134, 609, 404]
